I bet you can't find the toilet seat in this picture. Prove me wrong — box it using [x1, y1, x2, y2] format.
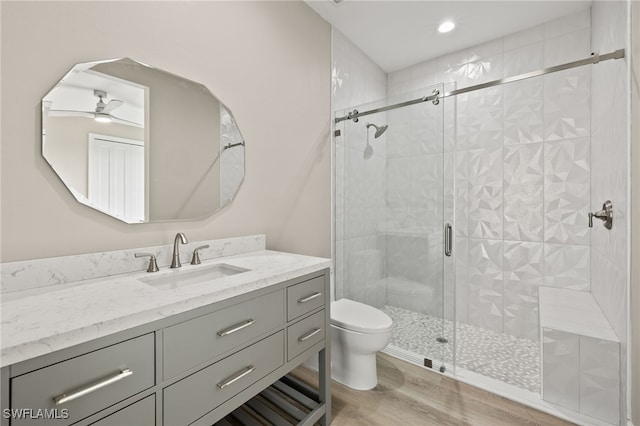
[331, 298, 393, 333]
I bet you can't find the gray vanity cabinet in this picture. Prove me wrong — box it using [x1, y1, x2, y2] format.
[1, 269, 330, 426]
[88, 396, 155, 426]
[10, 334, 155, 426]
[162, 290, 285, 379]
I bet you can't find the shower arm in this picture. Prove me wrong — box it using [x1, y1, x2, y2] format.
[335, 48, 625, 124]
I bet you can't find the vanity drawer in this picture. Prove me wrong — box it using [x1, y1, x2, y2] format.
[163, 331, 284, 426]
[163, 289, 284, 379]
[88, 395, 155, 426]
[286, 275, 325, 321]
[11, 333, 155, 426]
[287, 310, 325, 361]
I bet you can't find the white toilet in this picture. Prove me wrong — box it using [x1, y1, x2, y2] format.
[330, 298, 393, 390]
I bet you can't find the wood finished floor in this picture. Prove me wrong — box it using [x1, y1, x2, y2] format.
[291, 353, 576, 426]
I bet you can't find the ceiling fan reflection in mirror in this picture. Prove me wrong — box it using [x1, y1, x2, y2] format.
[47, 89, 142, 127]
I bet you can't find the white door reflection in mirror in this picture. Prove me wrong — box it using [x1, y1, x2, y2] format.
[88, 134, 145, 223]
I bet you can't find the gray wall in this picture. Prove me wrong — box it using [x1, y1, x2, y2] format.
[1, 1, 331, 262]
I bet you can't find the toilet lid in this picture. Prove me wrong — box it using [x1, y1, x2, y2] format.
[331, 298, 393, 333]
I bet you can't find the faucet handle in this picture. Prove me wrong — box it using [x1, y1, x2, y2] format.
[588, 200, 613, 230]
[191, 245, 210, 265]
[135, 253, 159, 273]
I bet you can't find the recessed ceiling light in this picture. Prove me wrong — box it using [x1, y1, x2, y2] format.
[438, 21, 455, 33]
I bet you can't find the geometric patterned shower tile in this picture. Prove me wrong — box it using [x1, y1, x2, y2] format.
[469, 148, 503, 239]
[504, 144, 544, 241]
[544, 67, 590, 142]
[543, 137, 590, 245]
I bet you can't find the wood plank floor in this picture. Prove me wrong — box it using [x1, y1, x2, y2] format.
[291, 353, 576, 426]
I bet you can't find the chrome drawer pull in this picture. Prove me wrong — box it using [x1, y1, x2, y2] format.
[217, 365, 256, 389]
[53, 368, 133, 406]
[298, 328, 322, 342]
[297, 292, 322, 304]
[217, 319, 255, 337]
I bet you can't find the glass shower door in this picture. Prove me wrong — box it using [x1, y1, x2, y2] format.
[334, 83, 451, 372]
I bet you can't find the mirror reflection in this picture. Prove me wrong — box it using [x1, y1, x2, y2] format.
[42, 58, 245, 223]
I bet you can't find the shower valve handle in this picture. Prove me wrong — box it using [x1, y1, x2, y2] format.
[588, 200, 613, 229]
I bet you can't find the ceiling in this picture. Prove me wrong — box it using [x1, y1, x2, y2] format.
[304, 0, 592, 73]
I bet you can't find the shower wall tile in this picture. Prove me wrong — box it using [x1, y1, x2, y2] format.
[543, 243, 590, 291]
[443, 82, 460, 153]
[503, 24, 544, 51]
[590, 1, 628, 369]
[386, 234, 410, 280]
[437, 63, 468, 88]
[543, 137, 590, 245]
[455, 237, 469, 324]
[544, 28, 591, 68]
[455, 149, 470, 237]
[544, 66, 590, 142]
[335, 143, 345, 242]
[544, 7, 591, 40]
[410, 59, 438, 91]
[467, 87, 503, 149]
[468, 238, 503, 333]
[386, 157, 410, 231]
[453, 93, 469, 151]
[503, 241, 543, 340]
[415, 104, 445, 155]
[410, 154, 443, 235]
[444, 152, 455, 225]
[504, 79, 544, 145]
[503, 42, 544, 78]
[579, 337, 620, 424]
[503, 143, 544, 241]
[467, 54, 503, 86]
[542, 328, 580, 411]
[469, 147, 503, 239]
[467, 38, 504, 63]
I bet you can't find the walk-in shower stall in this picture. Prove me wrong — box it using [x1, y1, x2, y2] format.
[333, 5, 629, 425]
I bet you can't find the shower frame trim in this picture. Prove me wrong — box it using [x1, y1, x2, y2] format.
[335, 48, 625, 124]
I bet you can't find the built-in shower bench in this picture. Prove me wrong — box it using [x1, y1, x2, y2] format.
[538, 287, 620, 425]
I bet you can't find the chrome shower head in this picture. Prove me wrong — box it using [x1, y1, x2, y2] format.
[366, 122, 388, 138]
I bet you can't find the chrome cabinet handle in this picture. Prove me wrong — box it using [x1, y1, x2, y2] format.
[298, 328, 322, 342]
[53, 368, 133, 405]
[217, 319, 255, 337]
[217, 365, 256, 389]
[298, 292, 322, 304]
[444, 223, 453, 257]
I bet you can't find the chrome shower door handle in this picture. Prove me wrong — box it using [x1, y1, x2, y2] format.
[444, 223, 453, 257]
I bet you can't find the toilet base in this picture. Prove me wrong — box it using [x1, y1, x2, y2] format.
[302, 335, 383, 391]
[330, 348, 378, 390]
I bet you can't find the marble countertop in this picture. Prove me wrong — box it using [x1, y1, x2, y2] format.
[1, 250, 331, 367]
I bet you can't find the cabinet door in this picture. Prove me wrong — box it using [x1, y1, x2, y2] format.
[163, 290, 284, 379]
[163, 332, 284, 426]
[89, 395, 154, 426]
[11, 334, 154, 426]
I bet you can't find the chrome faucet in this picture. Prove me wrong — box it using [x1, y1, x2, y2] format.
[170, 232, 188, 268]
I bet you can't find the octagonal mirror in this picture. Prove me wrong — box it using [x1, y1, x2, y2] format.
[42, 58, 245, 223]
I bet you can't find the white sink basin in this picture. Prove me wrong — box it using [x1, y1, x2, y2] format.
[139, 264, 250, 290]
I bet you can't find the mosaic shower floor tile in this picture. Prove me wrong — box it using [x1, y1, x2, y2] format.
[381, 305, 540, 393]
